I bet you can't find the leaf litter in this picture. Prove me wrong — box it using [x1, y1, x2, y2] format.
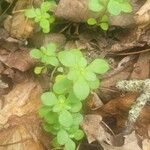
[0, 0, 150, 150]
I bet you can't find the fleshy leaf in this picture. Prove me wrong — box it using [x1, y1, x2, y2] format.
[30, 49, 42, 59]
[89, 0, 103, 12]
[25, 9, 36, 18]
[57, 129, 69, 145]
[64, 139, 75, 150]
[41, 92, 58, 106]
[87, 18, 97, 25]
[88, 59, 109, 74]
[73, 78, 90, 100]
[74, 129, 84, 141]
[59, 110, 73, 127]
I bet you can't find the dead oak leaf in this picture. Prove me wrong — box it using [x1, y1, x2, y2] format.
[101, 132, 142, 150]
[0, 79, 42, 125]
[81, 114, 111, 144]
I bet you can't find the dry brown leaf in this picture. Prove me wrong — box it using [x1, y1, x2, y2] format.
[130, 52, 150, 79]
[0, 115, 50, 150]
[142, 139, 150, 150]
[0, 79, 42, 125]
[0, 48, 36, 71]
[135, 0, 150, 27]
[101, 132, 142, 150]
[94, 93, 150, 137]
[81, 114, 111, 144]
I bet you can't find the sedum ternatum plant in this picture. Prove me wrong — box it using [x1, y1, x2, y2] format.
[30, 43, 109, 150]
[25, 1, 56, 33]
[88, 0, 132, 30]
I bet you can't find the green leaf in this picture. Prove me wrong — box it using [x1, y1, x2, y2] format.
[73, 78, 90, 100]
[25, 9, 36, 18]
[34, 66, 43, 74]
[64, 139, 76, 150]
[58, 50, 83, 67]
[59, 110, 73, 127]
[57, 130, 69, 145]
[49, 15, 55, 23]
[43, 27, 50, 33]
[88, 77, 100, 89]
[46, 43, 56, 52]
[38, 106, 50, 118]
[121, 2, 132, 13]
[78, 57, 87, 67]
[99, 22, 109, 31]
[41, 2, 51, 11]
[30, 49, 42, 59]
[48, 56, 59, 66]
[88, 59, 109, 74]
[107, 0, 121, 15]
[74, 130, 84, 141]
[40, 19, 50, 29]
[84, 71, 96, 81]
[87, 18, 97, 25]
[44, 112, 57, 124]
[41, 92, 58, 106]
[73, 113, 83, 125]
[51, 138, 61, 148]
[53, 77, 71, 94]
[100, 15, 109, 22]
[67, 69, 79, 81]
[69, 101, 82, 113]
[89, 0, 103, 12]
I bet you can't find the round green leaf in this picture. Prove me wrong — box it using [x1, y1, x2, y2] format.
[41, 2, 51, 11]
[59, 110, 73, 127]
[87, 18, 97, 25]
[46, 43, 56, 52]
[40, 19, 50, 29]
[30, 49, 42, 59]
[73, 113, 83, 125]
[41, 92, 57, 106]
[57, 130, 69, 145]
[73, 78, 90, 100]
[25, 9, 36, 18]
[107, 0, 121, 15]
[48, 56, 59, 66]
[53, 77, 71, 94]
[121, 2, 132, 13]
[88, 59, 109, 74]
[44, 112, 57, 124]
[69, 101, 82, 113]
[88, 77, 100, 90]
[84, 71, 97, 81]
[99, 22, 109, 31]
[89, 0, 103, 12]
[38, 106, 50, 118]
[34, 66, 43, 74]
[74, 129, 84, 141]
[64, 139, 76, 150]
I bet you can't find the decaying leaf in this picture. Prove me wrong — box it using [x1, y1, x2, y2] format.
[135, 0, 150, 27]
[81, 114, 111, 144]
[101, 132, 142, 150]
[0, 79, 42, 125]
[0, 48, 36, 71]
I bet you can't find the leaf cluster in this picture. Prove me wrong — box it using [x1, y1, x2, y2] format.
[25, 1, 56, 33]
[88, 0, 132, 30]
[30, 43, 109, 150]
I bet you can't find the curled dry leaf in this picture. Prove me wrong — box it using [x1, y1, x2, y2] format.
[135, 0, 150, 27]
[101, 131, 142, 150]
[130, 52, 150, 79]
[81, 114, 112, 144]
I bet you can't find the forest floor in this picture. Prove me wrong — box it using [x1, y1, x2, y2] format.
[0, 0, 150, 150]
